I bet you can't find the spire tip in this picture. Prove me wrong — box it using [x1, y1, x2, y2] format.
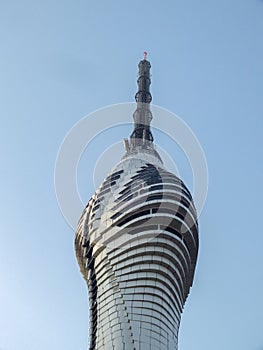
[143, 51, 147, 60]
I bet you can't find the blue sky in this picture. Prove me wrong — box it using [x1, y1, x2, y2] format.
[1, 0, 263, 349]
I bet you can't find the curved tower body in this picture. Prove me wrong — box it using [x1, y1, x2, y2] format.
[75, 56, 199, 350]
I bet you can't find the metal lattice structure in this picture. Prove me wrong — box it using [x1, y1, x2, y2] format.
[75, 55, 199, 350]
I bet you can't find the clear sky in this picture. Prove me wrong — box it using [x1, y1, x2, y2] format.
[1, 0, 263, 349]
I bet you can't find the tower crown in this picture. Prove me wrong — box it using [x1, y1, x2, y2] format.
[75, 55, 199, 350]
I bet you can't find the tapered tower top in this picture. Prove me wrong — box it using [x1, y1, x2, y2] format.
[75, 55, 199, 350]
[129, 52, 155, 150]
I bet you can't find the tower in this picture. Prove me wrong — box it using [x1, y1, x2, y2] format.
[75, 54, 199, 350]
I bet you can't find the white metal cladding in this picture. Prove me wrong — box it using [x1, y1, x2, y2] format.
[75, 149, 199, 350]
